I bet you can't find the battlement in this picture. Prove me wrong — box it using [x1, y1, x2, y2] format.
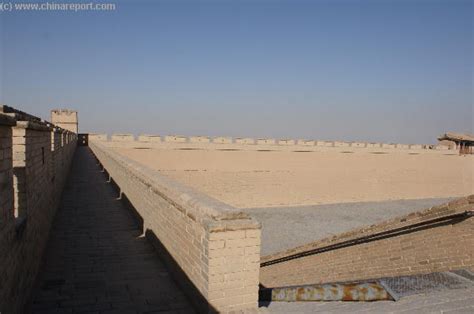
[51, 108, 78, 133]
[0, 107, 77, 313]
[88, 132, 453, 154]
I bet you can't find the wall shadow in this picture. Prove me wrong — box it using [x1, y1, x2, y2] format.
[145, 229, 219, 314]
[91, 148, 218, 314]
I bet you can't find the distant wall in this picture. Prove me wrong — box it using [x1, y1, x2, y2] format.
[213, 137, 232, 144]
[278, 139, 295, 145]
[89, 133, 107, 141]
[89, 141, 261, 313]
[89, 133, 452, 155]
[111, 133, 134, 142]
[0, 106, 77, 313]
[189, 136, 211, 143]
[235, 137, 255, 145]
[260, 197, 474, 288]
[257, 138, 276, 145]
[298, 140, 315, 146]
[138, 134, 161, 143]
[165, 135, 187, 143]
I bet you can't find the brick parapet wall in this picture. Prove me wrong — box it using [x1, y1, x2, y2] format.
[89, 133, 452, 154]
[260, 196, 474, 288]
[0, 109, 77, 314]
[0, 115, 16, 226]
[89, 141, 261, 313]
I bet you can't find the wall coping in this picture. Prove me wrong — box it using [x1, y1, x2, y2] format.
[90, 141, 260, 229]
[1, 104, 77, 134]
[0, 104, 42, 122]
[0, 113, 17, 126]
[94, 133, 443, 151]
[15, 120, 53, 131]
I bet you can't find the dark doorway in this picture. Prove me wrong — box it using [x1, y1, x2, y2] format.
[78, 133, 88, 146]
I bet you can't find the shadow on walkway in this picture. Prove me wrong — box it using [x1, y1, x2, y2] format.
[29, 147, 195, 314]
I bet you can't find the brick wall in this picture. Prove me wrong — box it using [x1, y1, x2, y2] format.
[260, 197, 474, 288]
[0, 115, 15, 226]
[0, 111, 77, 314]
[92, 133, 457, 155]
[89, 141, 261, 313]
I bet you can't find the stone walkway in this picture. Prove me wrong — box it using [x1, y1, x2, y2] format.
[30, 147, 195, 314]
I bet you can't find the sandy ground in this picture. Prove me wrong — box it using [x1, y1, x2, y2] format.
[113, 147, 473, 208]
[243, 198, 454, 256]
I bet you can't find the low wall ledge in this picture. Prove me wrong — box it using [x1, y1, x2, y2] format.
[90, 141, 252, 222]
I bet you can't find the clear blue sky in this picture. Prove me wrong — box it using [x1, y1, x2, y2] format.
[0, 0, 472, 143]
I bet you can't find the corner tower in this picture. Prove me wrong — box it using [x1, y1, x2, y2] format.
[51, 109, 78, 133]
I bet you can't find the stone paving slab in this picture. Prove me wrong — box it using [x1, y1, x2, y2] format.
[244, 198, 455, 256]
[29, 147, 195, 314]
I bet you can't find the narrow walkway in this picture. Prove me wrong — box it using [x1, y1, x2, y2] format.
[30, 147, 195, 314]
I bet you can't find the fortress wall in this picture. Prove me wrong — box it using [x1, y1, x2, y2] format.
[138, 134, 161, 143]
[277, 139, 295, 145]
[165, 135, 187, 143]
[367, 142, 382, 148]
[351, 142, 367, 148]
[89, 141, 261, 313]
[315, 141, 326, 147]
[0, 108, 77, 314]
[235, 137, 255, 145]
[260, 197, 474, 288]
[257, 138, 276, 145]
[333, 141, 350, 147]
[189, 136, 211, 143]
[0, 115, 15, 227]
[297, 140, 315, 146]
[89, 133, 107, 141]
[382, 143, 396, 149]
[88, 133, 453, 155]
[111, 133, 134, 142]
[396, 143, 410, 149]
[213, 137, 232, 144]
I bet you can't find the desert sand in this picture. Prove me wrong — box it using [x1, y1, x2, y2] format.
[113, 147, 473, 208]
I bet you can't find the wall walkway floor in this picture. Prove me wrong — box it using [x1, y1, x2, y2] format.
[29, 147, 195, 314]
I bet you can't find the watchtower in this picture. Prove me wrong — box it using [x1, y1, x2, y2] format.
[51, 109, 78, 133]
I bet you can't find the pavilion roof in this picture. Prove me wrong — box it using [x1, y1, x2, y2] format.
[438, 132, 474, 143]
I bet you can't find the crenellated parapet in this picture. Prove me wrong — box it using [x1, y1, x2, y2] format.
[90, 132, 453, 153]
[0, 105, 77, 314]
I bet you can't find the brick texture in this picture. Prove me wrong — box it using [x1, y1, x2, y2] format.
[0, 115, 77, 314]
[89, 141, 261, 314]
[260, 197, 474, 288]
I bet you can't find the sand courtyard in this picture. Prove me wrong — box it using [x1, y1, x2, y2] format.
[110, 144, 473, 255]
[112, 146, 472, 208]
